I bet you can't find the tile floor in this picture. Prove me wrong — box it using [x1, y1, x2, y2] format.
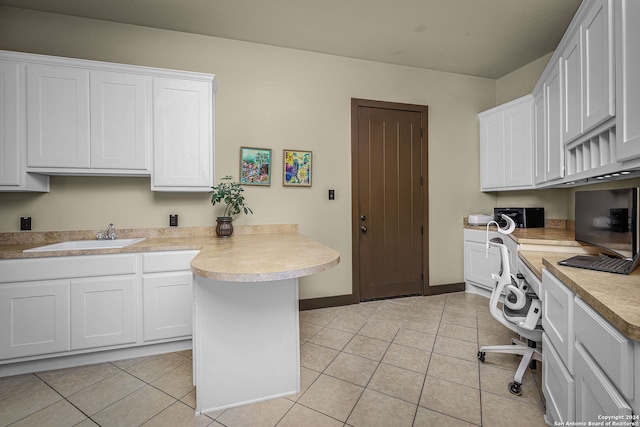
[0, 292, 547, 427]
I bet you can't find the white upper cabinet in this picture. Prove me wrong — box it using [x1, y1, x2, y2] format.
[545, 63, 564, 182]
[562, 0, 614, 146]
[615, 0, 640, 161]
[533, 89, 546, 185]
[90, 70, 149, 170]
[479, 95, 533, 191]
[152, 78, 213, 192]
[26, 63, 91, 169]
[0, 50, 215, 191]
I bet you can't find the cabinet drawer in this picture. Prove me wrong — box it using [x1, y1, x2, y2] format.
[142, 251, 199, 273]
[542, 269, 574, 372]
[542, 333, 575, 424]
[0, 254, 137, 283]
[574, 341, 632, 421]
[574, 296, 634, 399]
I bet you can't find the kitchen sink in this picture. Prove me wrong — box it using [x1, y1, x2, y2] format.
[23, 238, 146, 252]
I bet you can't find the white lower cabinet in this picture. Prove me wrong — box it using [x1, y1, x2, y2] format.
[463, 229, 501, 295]
[0, 280, 70, 359]
[71, 275, 137, 350]
[0, 250, 197, 369]
[541, 267, 637, 424]
[143, 271, 194, 342]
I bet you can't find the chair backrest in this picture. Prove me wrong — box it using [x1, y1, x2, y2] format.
[487, 238, 519, 332]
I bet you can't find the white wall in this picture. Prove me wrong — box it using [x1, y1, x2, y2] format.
[0, 7, 498, 298]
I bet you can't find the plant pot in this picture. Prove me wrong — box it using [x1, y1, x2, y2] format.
[215, 216, 233, 238]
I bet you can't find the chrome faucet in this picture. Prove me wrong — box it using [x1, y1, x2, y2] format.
[96, 223, 116, 240]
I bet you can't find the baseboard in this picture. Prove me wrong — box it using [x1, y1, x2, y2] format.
[299, 282, 466, 310]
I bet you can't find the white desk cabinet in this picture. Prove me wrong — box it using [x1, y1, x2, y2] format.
[479, 95, 533, 191]
[615, 0, 640, 161]
[151, 78, 213, 192]
[463, 229, 501, 296]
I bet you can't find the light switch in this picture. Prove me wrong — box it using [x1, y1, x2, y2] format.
[328, 189, 335, 200]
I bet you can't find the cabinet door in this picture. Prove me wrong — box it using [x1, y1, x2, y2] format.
[545, 63, 564, 181]
[542, 269, 574, 373]
[542, 333, 575, 424]
[90, 71, 149, 170]
[533, 89, 546, 184]
[26, 63, 90, 168]
[562, 31, 583, 144]
[0, 61, 19, 186]
[582, 0, 614, 132]
[615, 0, 640, 161]
[574, 342, 632, 422]
[152, 78, 213, 191]
[479, 110, 505, 190]
[504, 98, 533, 187]
[464, 237, 501, 291]
[142, 272, 193, 341]
[0, 281, 70, 359]
[70, 276, 137, 350]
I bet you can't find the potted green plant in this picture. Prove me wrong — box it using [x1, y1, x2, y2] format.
[210, 176, 253, 237]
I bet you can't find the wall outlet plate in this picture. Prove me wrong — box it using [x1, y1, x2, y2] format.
[20, 216, 31, 231]
[169, 214, 178, 227]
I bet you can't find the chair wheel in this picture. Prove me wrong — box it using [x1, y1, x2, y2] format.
[477, 351, 485, 363]
[508, 381, 522, 396]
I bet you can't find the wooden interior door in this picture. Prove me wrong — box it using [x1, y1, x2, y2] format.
[352, 99, 427, 300]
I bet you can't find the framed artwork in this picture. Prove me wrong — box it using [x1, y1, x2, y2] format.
[283, 149, 312, 187]
[240, 147, 271, 186]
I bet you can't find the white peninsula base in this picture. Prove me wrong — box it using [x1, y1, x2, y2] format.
[193, 276, 300, 414]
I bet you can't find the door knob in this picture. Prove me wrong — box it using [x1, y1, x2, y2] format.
[360, 226, 367, 233]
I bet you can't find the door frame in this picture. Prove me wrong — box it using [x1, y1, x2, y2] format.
[350, 98, 429, 302]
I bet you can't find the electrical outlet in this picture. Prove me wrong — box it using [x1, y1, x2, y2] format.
[169, 214, 178, 227]
[328, 189, 335, 200]
[20, 216, 31, 231]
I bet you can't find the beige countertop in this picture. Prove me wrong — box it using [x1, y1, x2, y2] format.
[0, 225, 340, 283]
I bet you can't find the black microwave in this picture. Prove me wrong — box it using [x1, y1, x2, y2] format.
[494, 207, 545, 228]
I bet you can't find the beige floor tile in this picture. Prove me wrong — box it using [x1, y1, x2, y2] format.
[442, 311, 478, 328]
[401, 315, 441, 335]
[299, 307, 340, 326]
[0, 374, 44, 401]
[370, 309, 407, 324]
[481, 391, 547, 427]
[324, 352, 378, 387]
[479, 363, 544, 407]
[0, 378, 62, 427]
[357, 319, 401, 342]
[91, 385, 175, 427]
[9, 400, 88, 427]
[143, 401, 213, 427]
[367, 363, 425, 404]
[381, 343, 431, 374]
[277, 404, 344, 427]
[326, 312, 369, 333]
[346, 389, 417, 427]
[215, 398, 293, 427]
[343, 335, 390, 361]
[427, 353, 479, 389]
[286, 366, 321, 401]
[151, 359, 196, 399]
[308, 327, 354, 351]
[67, 370, 145, 415]
[413, 406, 477, 426]
[76, 419, 100, 427]
[438, 322, 478, 343]
[180, 389, 198, 409]
[124, 352, 191, 383]
[36, 362, 121, 397]
[477, 312, 513, 333]
[300, 342, 339, 372]
[299, 321, 323, 341]
[175, 349, 193, 359]
[432, 335, 479, 362]
[393, 327, 436, 352]
[420, 376, 481, 425]
[297, 374, 363, 422]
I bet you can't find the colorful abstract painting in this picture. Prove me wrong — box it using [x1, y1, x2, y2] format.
[240, 147, 271, 186]
[283, 150, 312, 187]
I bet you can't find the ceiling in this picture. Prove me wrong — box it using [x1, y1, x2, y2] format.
[0, 0, 583, 79]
